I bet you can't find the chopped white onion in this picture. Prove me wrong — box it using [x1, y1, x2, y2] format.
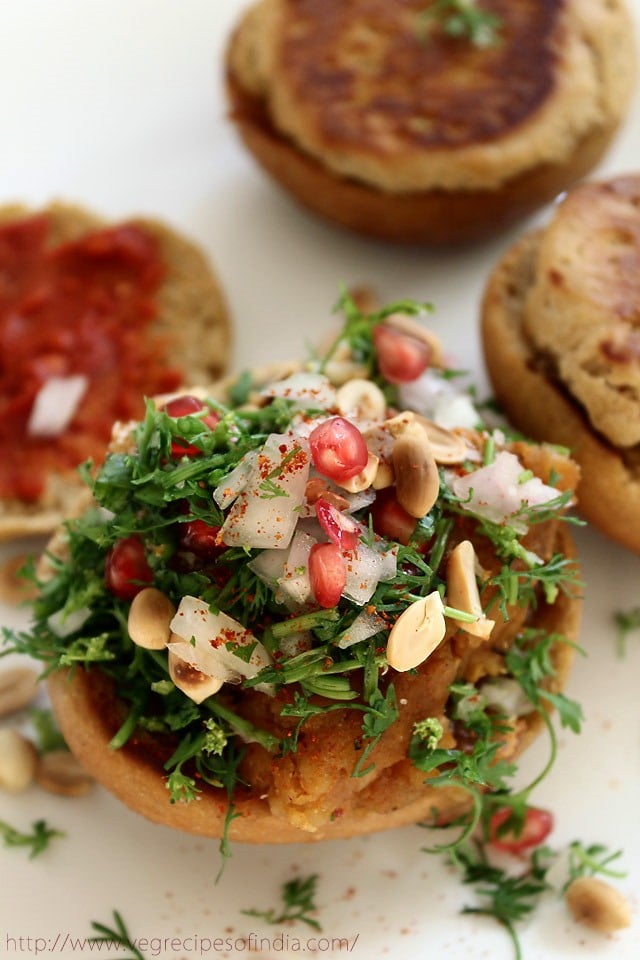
[278, 630, 313, 658]
[27, 374, 88, 437]
[450, 451, 559, 532]
[335, 609, 387, 649]
[433, 392, 481, 431]
[220, 435, 310, 549]
[278, 529, 315, 605]
[343, 542, 397, 605]
[261, 372, 336, 411]
[47, 605, 92, 638]
[480, 677, 535, 717]
[213, 450, 258, 509]
[169, 596, 273, 694]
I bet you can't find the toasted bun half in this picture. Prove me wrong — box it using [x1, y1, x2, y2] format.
[226, 0, 635, 245]
[482, 176, 640, 553]
[45, 366, 582, 844]
[0, 202, 231, 542]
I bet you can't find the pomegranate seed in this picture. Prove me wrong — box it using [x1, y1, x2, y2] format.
[105, 536, 153, 600]
[315, 497, 360, 550]
[373, 324, 431, 383]
[370, 489, 416, 545]
[489, 806, 554, 855]
[309, 542, 346, 608]
[163, 395, 219, 457]
[178, 519, 223, 557]
[309, 417, 368, 483]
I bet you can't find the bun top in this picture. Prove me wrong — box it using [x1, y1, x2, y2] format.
[523, 175, 640, 448]
[230, 0, 636, 192]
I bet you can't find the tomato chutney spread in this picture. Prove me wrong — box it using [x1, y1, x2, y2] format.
[0, 214, 182, 501]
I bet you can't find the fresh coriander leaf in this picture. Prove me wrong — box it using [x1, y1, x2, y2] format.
[563, 841, 626, 893]
[28, 707, 68, 754]
[243, 874, 322, 931]
[89, 910, 146, 960]
[421, 0, 502, 47]
[0, 818, 65, 858]
[614, 606, 640, 657]
[454, 842, 554, 960]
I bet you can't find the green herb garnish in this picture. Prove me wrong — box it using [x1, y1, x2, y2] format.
[0, 818, 64, 858]
[89, 910, 146, 960]
[243, 874, 321, 931]
[422, 0, 502, 47]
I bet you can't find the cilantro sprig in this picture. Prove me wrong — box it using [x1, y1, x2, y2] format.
[243, 874, 321, 931]
[0, 818, 65, 858]
[421, 0, 502, 47]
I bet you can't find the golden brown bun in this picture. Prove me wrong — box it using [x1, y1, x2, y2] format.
[0, 202, 231, 542]
[482, 178, 640, 553]
[226, 0, 636, 245]
[45, 368, 581, 843]
[48, 565, 578, 844]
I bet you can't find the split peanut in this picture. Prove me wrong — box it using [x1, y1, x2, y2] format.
[386, 591, 446, 672]
[36, 749, 95, 797]
[127, 587, 176, 650]
[565, 877, 632, 933]
[168, 646, 225, 703]
[0, 728, 38, 793]
[446, 540, 495, 640]
[392, 422, 440, 518]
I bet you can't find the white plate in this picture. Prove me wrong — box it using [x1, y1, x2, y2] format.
[0, 3, 639, 958]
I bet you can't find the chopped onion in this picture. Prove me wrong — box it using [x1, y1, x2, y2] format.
[261, 372, 336, 411]
[27, 374, 88, 437]
[433, 392, 480, 431]
[278, 529, 315, 605]
[213, 450, 258, 509]
[169, 596, 273, 694]
[480, 677, 535, 717]
[343, 542, 397, 605]
[47, 605, 92, 638]
[220, 435, 310, 549]
[335, 609, 387, 649]
[450, 451, 559, 532]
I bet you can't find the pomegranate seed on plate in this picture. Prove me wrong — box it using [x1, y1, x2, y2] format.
[178, 519, 223, 557]
[373, 324, 431, 383]
[105, 535, 153, 600]
[309, 542, 347, 608]
[488, 806, 554, 854]
[370, 489, 417, 545]
[309, 417, 368, 483]
[163, 395, 219, 457]
[315, 497, 360, 550]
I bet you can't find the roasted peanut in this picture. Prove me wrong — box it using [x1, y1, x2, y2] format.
[0, 666, 39, 717]
[127, 587, 176, 650]
[446, 540, 494, 640]
[392, 424, 440, 518]
[0, 729, 38, 793]
[335, 379, 387, 421]
[36, 750, 95, 797]
[565, 877, 632, 933]
[414, 416, 469, 465]
[386, 592, 446, 672]
[336, 452, 380, 493]
[168, 647, 225, 703]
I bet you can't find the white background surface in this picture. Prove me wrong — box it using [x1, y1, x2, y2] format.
[0, 3, 639, 958]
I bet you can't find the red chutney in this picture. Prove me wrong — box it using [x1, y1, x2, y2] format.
[0, 214, 183, 501]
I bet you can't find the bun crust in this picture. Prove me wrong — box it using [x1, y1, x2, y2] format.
[226, 0, 635, 245]
[45, 367, 581, 844]
[0, 202, 231, 542]
[481, 181, 640, 553]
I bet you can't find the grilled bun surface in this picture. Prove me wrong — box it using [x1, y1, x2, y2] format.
[482, 175, 640, 553]
[226, 0, 636, 244]
[41, 342, 582, 844]
[0, 203, 231, 542]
